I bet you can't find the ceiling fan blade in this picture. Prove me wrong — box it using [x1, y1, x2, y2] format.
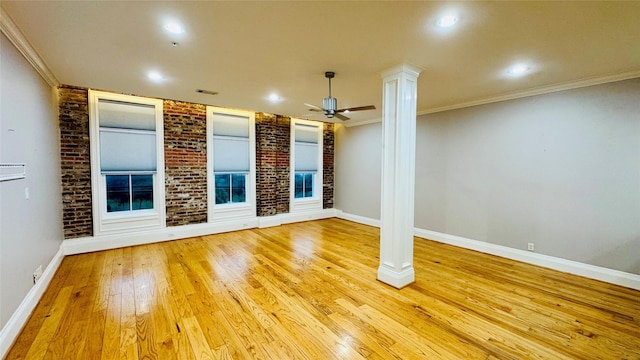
[335, 113, 350, 121]
[337, 105, 376, 112]
[305, 103, 324, 112]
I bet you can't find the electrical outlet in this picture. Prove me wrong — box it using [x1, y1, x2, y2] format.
[33, 265, 43, 284]
[527, 243, 535, 251]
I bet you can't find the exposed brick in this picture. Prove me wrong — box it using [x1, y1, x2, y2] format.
[163, 100, 208, 226]
[58, 85, 93, 239]
[255, 114, 291, 215]
[323, 122, 335, 209]
[59, 88, 335, 236]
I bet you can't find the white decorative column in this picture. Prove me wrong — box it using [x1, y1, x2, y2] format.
[378, 64, 421, 288]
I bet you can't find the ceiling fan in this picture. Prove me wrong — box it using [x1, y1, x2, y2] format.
[305, 71, 376, 121]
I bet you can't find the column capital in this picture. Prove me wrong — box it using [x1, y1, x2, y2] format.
[381, 63, 423, 79]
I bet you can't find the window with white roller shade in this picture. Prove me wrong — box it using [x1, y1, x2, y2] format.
[294, 123, 319, 172]
[207, 107, 256, 220]
[291, 120, 323, 208]
[99, 129, 157, 172]
[98, 99, 157, 173]
[89, 90, 165, 235]
[98, 100, 156, 130]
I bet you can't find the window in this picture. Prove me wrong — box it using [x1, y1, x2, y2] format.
[294, 173, 314, 199]
[106, 174, 153, 212]
[214, 173, 246, 204]
[89, 91, 165, 235]
[207, 107, 256, 221]
[291, 120, 323, 212]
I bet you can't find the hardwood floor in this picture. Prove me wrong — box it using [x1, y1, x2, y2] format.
[6, 218, 640, 359]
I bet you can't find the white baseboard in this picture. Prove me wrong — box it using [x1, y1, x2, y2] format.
[0, 247, 65, 358]
[63, 209, 337, 255]
[258, 208, 337, 228]
[258, 215, 282, 228]
[283, 208, 337, 224]
[334, 210, 381, 227]
[336, 211, 640, 291]
[415, 228, 640, 291]
[63, 218, 259, 255]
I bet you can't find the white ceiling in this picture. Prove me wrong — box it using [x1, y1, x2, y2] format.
[3, 1, 640, 124]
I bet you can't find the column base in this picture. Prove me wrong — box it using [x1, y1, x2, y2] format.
[377, 265, 415, 289]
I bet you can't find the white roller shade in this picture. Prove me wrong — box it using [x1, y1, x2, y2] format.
[295, 142, 318, 172]
[213, 137, 250, 172]
[295, 124, 319, 143]
[212, 113, 249, 137]
[99, 100, 156, 130]
[100, 129, 157, 172]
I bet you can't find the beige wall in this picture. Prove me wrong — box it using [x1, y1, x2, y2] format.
[334, 122, 382, 220]
[335, 78, 640, 274]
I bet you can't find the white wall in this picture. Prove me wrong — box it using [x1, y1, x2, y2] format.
[336, 78, 640, 274]
[0, 33, 63, 329]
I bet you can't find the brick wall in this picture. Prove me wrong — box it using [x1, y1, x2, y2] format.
[255, 113, 291, 216]
[323, 123, 335, 209]
[255, 114, 335, 215]
[164, 100, 208, 226]
[59, 86, 93, 238]
[58, 87, 334, 238]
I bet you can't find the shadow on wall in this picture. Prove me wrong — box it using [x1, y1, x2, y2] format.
[590, 237, 640, 275]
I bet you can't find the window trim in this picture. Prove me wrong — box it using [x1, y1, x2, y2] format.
[88, 90, 166, 235]
[290, 118, 323, 213]
[206, 106, 256, 222]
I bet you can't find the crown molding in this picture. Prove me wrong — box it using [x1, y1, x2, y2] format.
[419, 69, 640, 116]
[344, 69, 640, 128]
[1, 8, 59, 87]
[343, 117, 382, 128]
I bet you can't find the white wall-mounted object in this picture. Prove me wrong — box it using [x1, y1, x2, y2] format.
[0, 163, 25, 182]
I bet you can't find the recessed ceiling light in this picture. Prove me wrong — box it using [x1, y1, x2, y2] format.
[437, 15, 458, 28]
[164, 22, 184, 34]
[507, 63, 531, 76]
[268, 93, 282, 103]
[147, 71, 164, 82]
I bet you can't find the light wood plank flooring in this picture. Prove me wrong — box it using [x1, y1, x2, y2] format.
[6, 218, 640, 359]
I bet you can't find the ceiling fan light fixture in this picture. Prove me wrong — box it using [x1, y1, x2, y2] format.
[323, 97, 337, 112]
[304, 71, 375, 121]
